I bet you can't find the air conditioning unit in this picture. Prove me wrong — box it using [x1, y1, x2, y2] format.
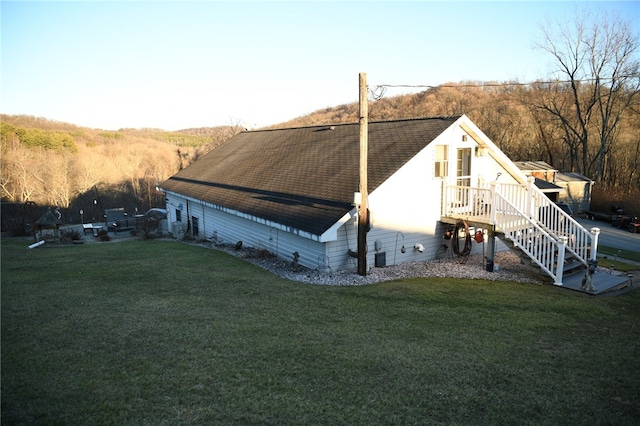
[172, 222, 187, 239]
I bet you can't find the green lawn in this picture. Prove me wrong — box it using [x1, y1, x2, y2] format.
[599, 244, 640, 265]
[2, 238, 640, 425]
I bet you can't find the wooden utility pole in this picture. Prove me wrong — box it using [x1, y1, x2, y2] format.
[358, 73, 368, 276]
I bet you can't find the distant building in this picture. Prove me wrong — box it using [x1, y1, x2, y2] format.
[514, 161, 594, 213]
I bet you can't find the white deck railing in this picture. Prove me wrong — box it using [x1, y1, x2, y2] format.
[493, 192, 566, 283]
[442, 177, 599, 285]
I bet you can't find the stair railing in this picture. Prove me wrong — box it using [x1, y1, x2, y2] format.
[442, 178, 599, 285]
[492, 190, 566, 284]
[494, 177, 596, 268]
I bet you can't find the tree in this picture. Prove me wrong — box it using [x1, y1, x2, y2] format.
[535, 9, 640, 184]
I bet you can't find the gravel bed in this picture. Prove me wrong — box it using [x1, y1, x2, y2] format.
[188, 240, 547, 286]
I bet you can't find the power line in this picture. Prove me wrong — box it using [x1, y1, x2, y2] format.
[369, 75, 640, 100]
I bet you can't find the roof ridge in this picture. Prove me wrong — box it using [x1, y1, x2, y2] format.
[369, 115, 461, 124]
[246, 115, 462, 133]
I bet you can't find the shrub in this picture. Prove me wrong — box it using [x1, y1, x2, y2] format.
[60, 228, 82, 243]
[135, 218, 161, 240]
[3, 216, 31, 237]
[244, 248, 274, 259]
[96, 229, 111, 242]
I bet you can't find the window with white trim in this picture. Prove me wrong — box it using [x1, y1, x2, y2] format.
[434, 145, 448, 177]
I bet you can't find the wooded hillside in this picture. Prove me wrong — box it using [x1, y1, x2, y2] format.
[2, 78, 639, 226]
[3, 9, 638, 229]
[278, 82, 639, 196]
[1, 114, 243, 224]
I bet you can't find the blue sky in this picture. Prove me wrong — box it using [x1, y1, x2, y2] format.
[2, 1, 638, 131]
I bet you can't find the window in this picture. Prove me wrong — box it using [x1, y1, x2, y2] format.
[456, 148, 472, 205]
[175, 209, 182, 222]
[191, 216, 199, 237]
[456, 148, 472, 186]
[434, 145, 448, 177]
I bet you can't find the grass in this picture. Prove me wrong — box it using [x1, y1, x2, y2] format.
[2, 237, 640, 425]
[599, 244, 640, 265]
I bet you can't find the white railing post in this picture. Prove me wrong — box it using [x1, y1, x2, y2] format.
[526, 176, 535, 219]
[490, 181, 497, 225]
[590, 227, 600, 261]
[555, 236, 568, 285]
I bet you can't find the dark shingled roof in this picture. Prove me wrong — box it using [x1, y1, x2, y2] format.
[161, 116, 460, 236]
[35, 209, 62, 227]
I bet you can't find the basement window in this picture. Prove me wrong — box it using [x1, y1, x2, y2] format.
[434, 145, 448, 177]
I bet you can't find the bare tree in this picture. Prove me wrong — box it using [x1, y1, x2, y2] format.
[535, 9, 640, 184]
[1, 141, 45, 202]
[75, 151, 102, 195]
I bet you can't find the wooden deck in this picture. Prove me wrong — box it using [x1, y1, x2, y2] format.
[440, 215, 493, 230]
[441, 209, 636, 295]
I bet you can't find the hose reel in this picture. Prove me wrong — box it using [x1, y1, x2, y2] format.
[452, 220, 472, 260]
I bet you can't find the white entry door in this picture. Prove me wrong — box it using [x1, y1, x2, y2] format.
[455, 148, 472, 206]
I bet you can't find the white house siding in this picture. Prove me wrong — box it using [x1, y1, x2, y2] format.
[473, 154, 520, 188]
[324, 218, 359, 272]
[324, 123, 512, 272]
[165, 192, 328, 270]
[364, 128, 487, 267]
[163, 117, 516, 274]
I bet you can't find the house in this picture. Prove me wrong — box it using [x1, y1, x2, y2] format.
[514, 161, 562, 202]
[515, 161, 594, 213]
[515, 160, 557, 182]
[554, 172, 594, 213]
[160, 115, 625, 292]
[514, 161, 594, 213]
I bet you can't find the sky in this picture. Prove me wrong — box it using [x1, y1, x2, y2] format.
[1, 1, 639, 131]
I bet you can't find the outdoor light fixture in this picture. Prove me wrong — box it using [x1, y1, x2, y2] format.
[353, 192, 362, 207]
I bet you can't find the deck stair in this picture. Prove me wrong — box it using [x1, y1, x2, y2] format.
[495, 232, 583, 278]
[443, 177, 632, 293]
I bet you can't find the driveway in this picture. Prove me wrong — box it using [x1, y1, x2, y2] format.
[577, 217, 640, 262]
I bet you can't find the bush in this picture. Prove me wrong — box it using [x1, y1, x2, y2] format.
[60, 228, 82, 243]
[135, 218, 160, 240]
[244, 248, 275, 260]
[3, 216, 31, 237]
[96, 229, 111, 242]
